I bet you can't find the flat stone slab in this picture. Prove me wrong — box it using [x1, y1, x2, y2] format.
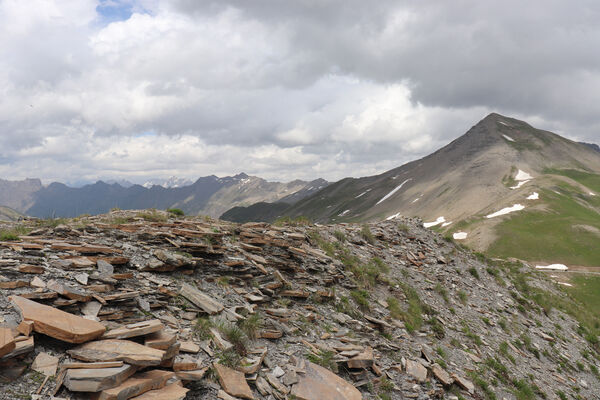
[64, 364, 137, 392]
[102, 320, 163, 340]
[0, 336, 34, 360]
[406, 359, 427, 383]
[214, 362, 255, 400]
[144, 330, 176, 350]
[47, 280, 91, 302]
[291, 361, 362, 400]
[179, 283, 224, 314]
[130, 382, 189, 399]
[31, 352, 59, 376]
[175, 367, 208, 381]
[0, 328, 16, 358]
[68, 339, 166, 366]
[346, 347, 373, 369]
[10, 295, 106, 343]
[97, 369, 174, 400]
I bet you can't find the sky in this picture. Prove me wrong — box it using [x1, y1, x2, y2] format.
[1, 0, 599, 185]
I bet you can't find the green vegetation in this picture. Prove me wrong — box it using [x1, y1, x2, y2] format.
[0, 225, 30, 241]
[350, 289, 370, 310]
[360, 224, 375, 244]
[387, 282, 430, 333]
[238, 313, 262, 340]
[488, 181, 600, 266]
[274, 216, 311, 226]
[458, 290, 468, 305]
[307, 350, 338, 372]
[193, 316, 213, 339]
[167, 208, 184, 216]
[333, 230, 347, 242]
[434, 283, 449, 303]
[468, 267, 480, 279]
[137, 209, 168, 222]
[565, 275, 600, 314]
[544, 168, 600, 192]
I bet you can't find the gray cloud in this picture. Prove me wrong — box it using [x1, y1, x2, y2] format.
[0, 0, 598, 185]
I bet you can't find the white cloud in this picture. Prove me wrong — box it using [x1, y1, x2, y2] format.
[0, 0, 599, 185]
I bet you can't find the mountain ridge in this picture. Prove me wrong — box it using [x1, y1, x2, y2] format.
[222, 113, 600, 268]
[0, 174, 329, 219]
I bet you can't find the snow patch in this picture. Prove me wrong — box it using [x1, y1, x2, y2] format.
[441, 221, 453, 227]
[536, 264, 568, 271]
[510, 180, 530, 189]
[386, 212, 402, 221]
[486, 204, 525, 218]
[590, 192, 596, 196]
[376, 179, 412, 205]
[498, 121, 510, 126]
[509, 170, 533, 189]
[515, 169, 533, 181]
[338, 209, 350, 217]
[502, 134, 515, 142]
[453, 232, 468, 240]
[558, 282, 573, 287]
[411, 195, 423, 203]
[527, 192, 539, 200]
[423, 216, 446, 228]
[355, 189, 372, 198]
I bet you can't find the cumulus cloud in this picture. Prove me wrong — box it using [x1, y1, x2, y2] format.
[0, 0, 599, 185]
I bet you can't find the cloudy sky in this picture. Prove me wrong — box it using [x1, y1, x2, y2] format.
[1, 0, 599, 185]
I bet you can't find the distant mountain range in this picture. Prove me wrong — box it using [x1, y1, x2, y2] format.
[580, 142, 600, 152]
[142, 176, 194, 189]
[0, 174, 329, 219]
[223, 113, 600, 268]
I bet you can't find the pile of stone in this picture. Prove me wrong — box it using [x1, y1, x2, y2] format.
[0, 209, 598, 399]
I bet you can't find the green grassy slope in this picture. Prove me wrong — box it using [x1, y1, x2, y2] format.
[487, 171, 600, 266]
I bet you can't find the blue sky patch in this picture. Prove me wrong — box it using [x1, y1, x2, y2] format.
[96, 0, 135, 24]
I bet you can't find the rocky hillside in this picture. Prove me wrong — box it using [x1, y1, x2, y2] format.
[0, 206, 23, 222]
[7, 174, 327, 219]
[0, 211, 598, 399]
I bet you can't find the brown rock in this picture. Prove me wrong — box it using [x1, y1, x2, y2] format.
[144, 330, 177, 350]
[347, 347, 374, 369]
[102, 320, 164, 340]
[175, 367, 208, 381]
[10, 296, 106, 343]
[64, 364, 137, 392]
[47, 280, 91, 302]
[179, 283, 224, 314]
[31, 352, 59, 376]
[96, 369, 174, 400]
[0, 280, 28, 289]
[451, 373, 475, 394]
[291, 361, 362, 400]
[62, 361, 124, 369]
[214, 362, 255, 400]
[405, 359, 427, 383]
[0, 328, 16, 358]
[18, 264, 45, 274]
[17, 320, 34, 336]
[179, 341, 200, 354]
[0, 336, 34, 360]
[129, 382, 188, 399]
[266, 372, 289, 394]
[431, 363, 453, 386]
[68, 339, 166, 366]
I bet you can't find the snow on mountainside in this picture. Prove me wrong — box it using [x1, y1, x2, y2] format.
[142, 176, 194, 188]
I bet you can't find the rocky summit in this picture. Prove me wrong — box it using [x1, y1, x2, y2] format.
[0, 209, 598, 399]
